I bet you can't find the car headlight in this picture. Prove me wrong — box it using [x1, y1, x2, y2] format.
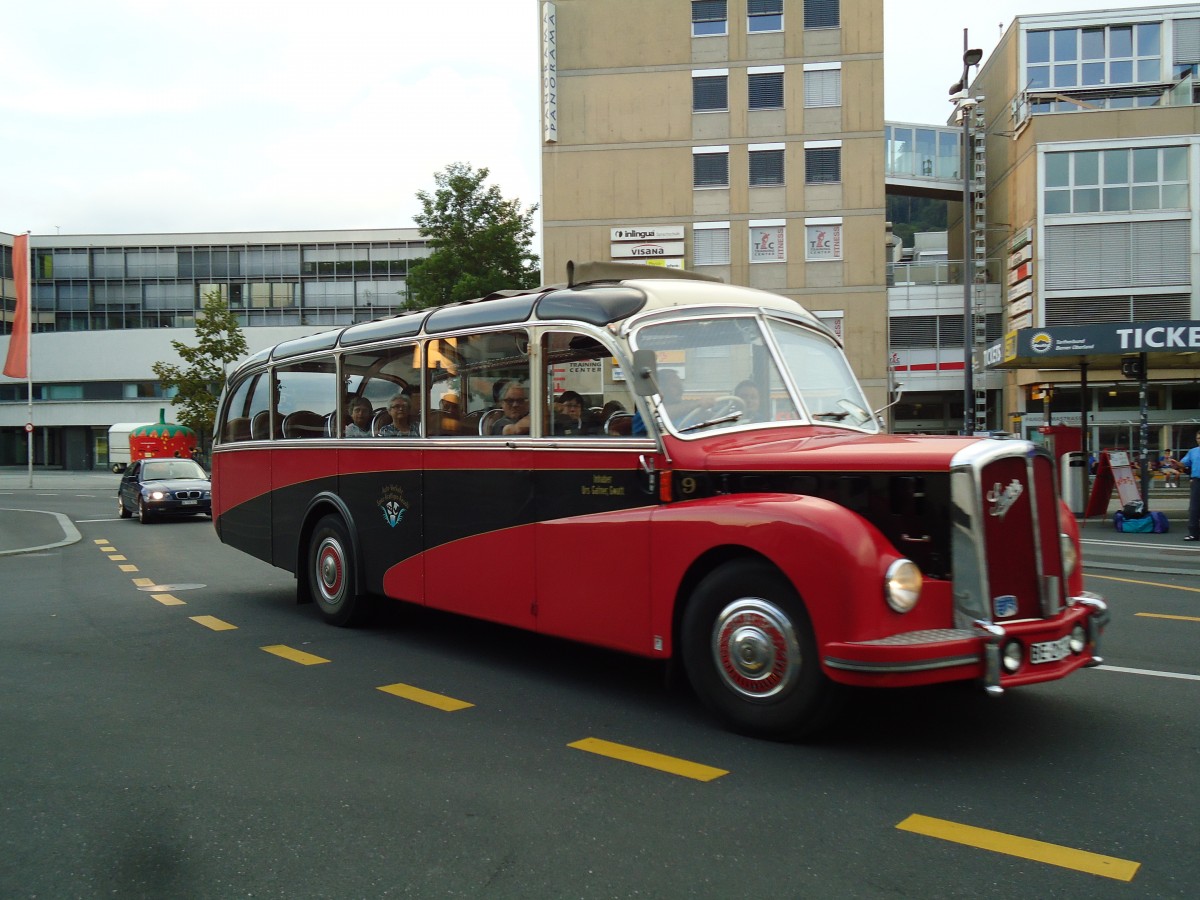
[1060, 532, 1078, 578]
[149, 490, 166, 501]
[885, 559, 923, 613]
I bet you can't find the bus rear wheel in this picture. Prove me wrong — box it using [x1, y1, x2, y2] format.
[308, 515, 369, 627]
[681, 560, 835, 740]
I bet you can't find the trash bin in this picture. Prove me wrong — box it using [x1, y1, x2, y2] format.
[1060, 451, 1086, 515]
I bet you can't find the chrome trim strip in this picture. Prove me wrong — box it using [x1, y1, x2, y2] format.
[823, 654, 982, 674]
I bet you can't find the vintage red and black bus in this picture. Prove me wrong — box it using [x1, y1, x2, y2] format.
[212, 261, 1108, 738]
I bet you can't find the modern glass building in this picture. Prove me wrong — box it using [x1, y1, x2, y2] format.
[0, 229, 430, 469]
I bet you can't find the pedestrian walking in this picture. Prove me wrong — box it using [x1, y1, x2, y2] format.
[1175, 430, 1200, 541]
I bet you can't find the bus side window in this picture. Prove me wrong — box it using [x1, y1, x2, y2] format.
[542, 331, 635, 437]
[276, 359, 337, 440]
[220, 373, 255, 443]
[242, 372, 273, 441]
[441, 330, 529, 437]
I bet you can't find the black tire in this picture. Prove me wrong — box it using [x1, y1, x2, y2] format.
[137, 497, 153, 524]
[681, 559, 836, 740]
[117, 494, 132, 519]
[307, 515, 369, 627]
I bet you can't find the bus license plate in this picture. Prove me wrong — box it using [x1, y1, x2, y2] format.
[181, 499, 198, 506]
[1030, 635, 1070, 664]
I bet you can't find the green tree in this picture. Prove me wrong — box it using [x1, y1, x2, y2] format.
[152, 289, 249, 450]
[408, 163, 540, 307]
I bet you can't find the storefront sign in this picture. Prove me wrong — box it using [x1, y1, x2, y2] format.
[750, 224, 786, 263]
[542, 3, 557, 143]
[805, 223, 842, 261]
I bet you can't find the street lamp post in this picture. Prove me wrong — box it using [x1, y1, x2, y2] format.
[950, 40, 983, 435]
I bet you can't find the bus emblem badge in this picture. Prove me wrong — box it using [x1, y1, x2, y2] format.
[994, 595, 1018, 618]
[378, 485, 410, 528]
[986, 479, 1023, 519]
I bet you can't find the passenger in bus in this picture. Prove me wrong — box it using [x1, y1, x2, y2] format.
[345, 397, 374, 437]
[378, 393, 420, 437]
[554, 390, 589, 435]
[493, 382, 531, 435]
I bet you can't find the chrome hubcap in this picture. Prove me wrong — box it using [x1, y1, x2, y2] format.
[316, 538, 343, 605]
[713, 598, 800, 699]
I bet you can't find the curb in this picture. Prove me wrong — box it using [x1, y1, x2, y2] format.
[0, 508, 84, 557]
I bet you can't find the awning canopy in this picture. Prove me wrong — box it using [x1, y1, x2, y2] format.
[980, 320, 1200, 373]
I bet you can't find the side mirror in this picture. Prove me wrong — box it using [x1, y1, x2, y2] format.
[630, 348, 659, 398]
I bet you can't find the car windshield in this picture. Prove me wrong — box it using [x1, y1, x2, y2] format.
[632, 314, 878, 435]
[141, 460, 207, 481]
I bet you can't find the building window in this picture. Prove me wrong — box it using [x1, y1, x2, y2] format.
[805, 145, 841, 184]
[804, 65, 841, 107]
[749, 145, 785, 186]
[1026, 22, 1161, 91]
[693, 222, 731, 265]
[748, 0, 782, 33]
[805, 219, 843, 261]
[692, 0, 727, 37]
[1044, 145, 1188, 214]
[693, 147, 730, 188]
[750, 220, 786, 263]
[803, 0, 839, 30]
[748, 69, 784, 109]
[692, 70, 729, 112]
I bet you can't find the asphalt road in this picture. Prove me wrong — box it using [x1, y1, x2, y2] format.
[1, 473, 1197, 897]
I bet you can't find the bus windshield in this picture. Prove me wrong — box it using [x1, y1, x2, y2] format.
[632, 314, 878, 435]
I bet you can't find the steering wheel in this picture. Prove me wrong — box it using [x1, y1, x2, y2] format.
[710, 395, 747, 419]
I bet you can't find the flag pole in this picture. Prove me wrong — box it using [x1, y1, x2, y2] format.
[23, 233, 32, 488]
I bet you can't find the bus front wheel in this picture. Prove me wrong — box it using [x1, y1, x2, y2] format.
[681, 560, 835, 740]
[308, 515, 369, 627]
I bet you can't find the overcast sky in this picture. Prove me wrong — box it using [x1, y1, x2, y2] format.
[0, 0, 1178, 242]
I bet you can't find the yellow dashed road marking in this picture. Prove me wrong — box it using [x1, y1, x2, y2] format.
[151, 593, 185, 606]
[92, 539, 108, 544]
[132, 578, 154, 587]
[896, 814, 1140, 881]
[99, 546, 117, 553]
[107, 555, 127, 561]
[377, 683, 474, 711]
[261, 645, 330, 666]
[190, 615, 237, 631]
[118, 564, 138, 572]
[1136, 612, 1200, 623]
[568, 737, 728, 782]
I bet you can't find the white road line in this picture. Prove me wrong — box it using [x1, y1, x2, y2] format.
[1081, 537, 1198, 550]
[1094, 664, 1200, 682]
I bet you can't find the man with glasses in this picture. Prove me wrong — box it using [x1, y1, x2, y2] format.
[493, 381, 531, 436]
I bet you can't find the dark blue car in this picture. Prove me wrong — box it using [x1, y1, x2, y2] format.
[117, 458, 212, 524]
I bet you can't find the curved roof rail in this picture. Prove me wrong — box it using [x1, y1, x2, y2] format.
[566, 259, 723, 287]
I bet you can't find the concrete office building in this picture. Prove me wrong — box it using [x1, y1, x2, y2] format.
[0, 229, 429, 469]
[965, 3, 1200, 452]
[539, 0, 890, 408]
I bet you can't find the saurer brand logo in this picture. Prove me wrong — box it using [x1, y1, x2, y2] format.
[986, 479, 1024, 519]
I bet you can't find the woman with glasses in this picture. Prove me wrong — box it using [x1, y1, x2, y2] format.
[378, 393, 420, 437]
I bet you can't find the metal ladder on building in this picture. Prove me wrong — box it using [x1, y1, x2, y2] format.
[969, 102, 989, 433]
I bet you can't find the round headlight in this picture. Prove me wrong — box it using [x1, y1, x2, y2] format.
[885, 559, 923, 613]
[1002, 640, 1023, 673]
[1069, 624, 1087, 654]
[1060, 532, 1078, 577]
[150, 490, 166, 501]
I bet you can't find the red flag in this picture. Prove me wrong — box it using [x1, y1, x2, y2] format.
[3, 233, 29, 379]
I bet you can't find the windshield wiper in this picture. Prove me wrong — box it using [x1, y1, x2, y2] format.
[678, 411, 743, 433]
[812, 411, 850, 421]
